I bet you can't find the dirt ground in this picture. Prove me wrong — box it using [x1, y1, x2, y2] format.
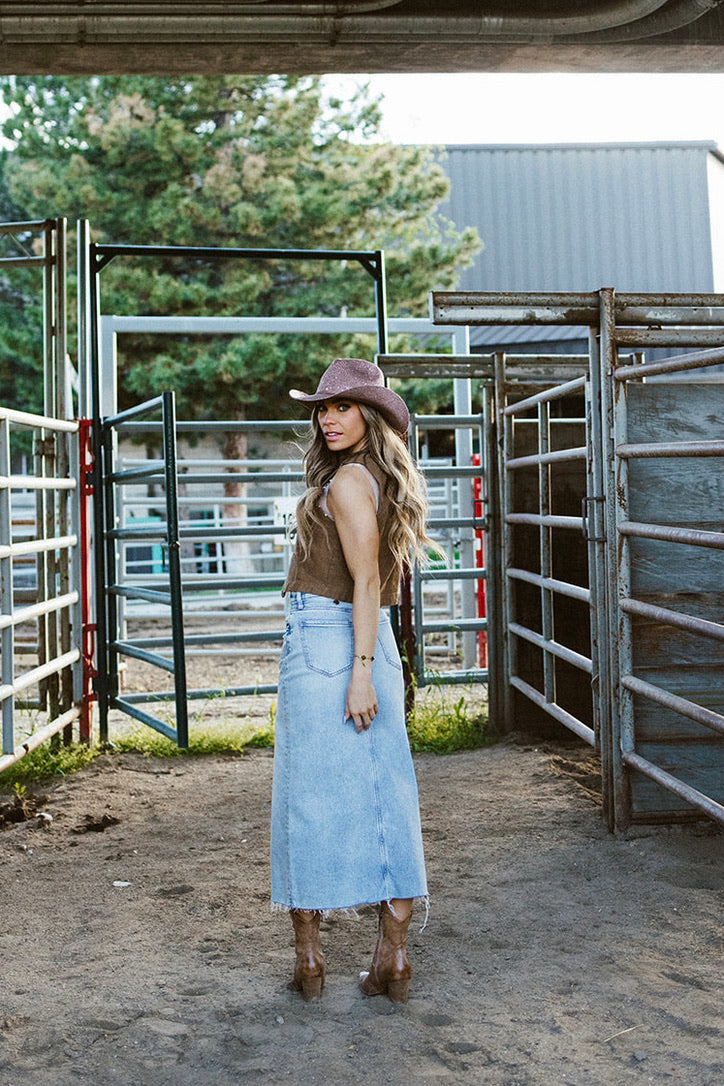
[2, 728, 724, 1086]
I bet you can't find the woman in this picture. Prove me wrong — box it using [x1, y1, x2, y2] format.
[271, 357, 433, 1003]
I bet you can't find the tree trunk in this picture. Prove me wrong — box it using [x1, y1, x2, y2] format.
[222, 418, 251, 578]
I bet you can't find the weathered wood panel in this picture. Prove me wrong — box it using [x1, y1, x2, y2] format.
[624, 381, 724, 820]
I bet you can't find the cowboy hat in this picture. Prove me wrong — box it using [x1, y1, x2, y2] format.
[289, 358, 409, 434]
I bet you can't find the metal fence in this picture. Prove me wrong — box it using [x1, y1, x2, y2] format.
[497, 360, 594, 744]
[432, 289, 724, 830]
[0, 407, 82, 771]
[0, 218, 89, 772]
[598, 289, 724, 829]
[98, 410, 490, 733]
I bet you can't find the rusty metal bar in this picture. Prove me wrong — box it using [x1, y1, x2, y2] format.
[506, 446, 587, 470]
[510, 676, 595, 745]
[616, 440, 724, 458]
[614, 345, 724, 379]
[506, 513, 584, 531]
[431, 294, 599, 326]
[502, 375, 587, 415]
[620, 597, 724, 641]
[616, 329, 724, 348]
[621, 751, 724, 829]
[622, 675, 724, 736]
[617, 521, 724, 550]
[615, 293, 724, 307]
[508, 622, 593, 674]
[615, 306, 724, 325]
[507, 567, 590, 603]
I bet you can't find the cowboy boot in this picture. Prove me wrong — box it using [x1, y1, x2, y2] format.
[289, 910, 325, 1000]
[359, 900, 412, 1003]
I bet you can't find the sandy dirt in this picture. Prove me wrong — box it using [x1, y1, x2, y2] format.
[2, 731, 724, 1086]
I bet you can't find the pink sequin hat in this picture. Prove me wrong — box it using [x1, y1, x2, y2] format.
[290, 360, 410, 436]
[289, 358, 409, 434]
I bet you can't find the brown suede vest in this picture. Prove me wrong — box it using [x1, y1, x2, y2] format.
[282, 451, 400, 605]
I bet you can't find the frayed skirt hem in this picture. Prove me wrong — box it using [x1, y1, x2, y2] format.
[271, 894, 430, 931]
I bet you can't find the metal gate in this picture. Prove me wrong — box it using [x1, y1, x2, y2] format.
[598, 289, 724, 829]
[94, 391, 189, 746]
[495, 355, 597, 747]
[379, 355, 493, 698]
[86, 239, 389, 746]
[0, 218, 88, 772]
[432, 289, 724, 831]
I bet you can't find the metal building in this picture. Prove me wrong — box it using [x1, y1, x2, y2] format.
[437, 141, 724, 351]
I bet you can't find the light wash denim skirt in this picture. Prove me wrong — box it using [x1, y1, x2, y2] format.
[271, 592, 428, 913]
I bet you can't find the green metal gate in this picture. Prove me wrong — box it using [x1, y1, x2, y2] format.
[94, 390, 189, 746]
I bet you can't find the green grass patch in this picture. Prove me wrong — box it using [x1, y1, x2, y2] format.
[406, 686, 491, 754]
[1, 686, 492, 787]
[111, 718, 275, 758]
[0, 741, 99, 792]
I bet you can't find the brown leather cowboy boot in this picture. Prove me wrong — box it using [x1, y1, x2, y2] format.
[289, 910, 325, 1000]
[359, 900, 412, 1003]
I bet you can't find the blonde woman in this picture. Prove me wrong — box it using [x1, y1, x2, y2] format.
[271, 358, 432, 1003]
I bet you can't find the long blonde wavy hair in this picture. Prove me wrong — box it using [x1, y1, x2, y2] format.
[294, 402, 435, 573]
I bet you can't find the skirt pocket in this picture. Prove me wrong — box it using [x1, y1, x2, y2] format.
[299, 619, 354, 677]
[377, 620, 403, 672]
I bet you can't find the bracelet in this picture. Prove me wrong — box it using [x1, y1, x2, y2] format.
[354, 654, 375, 666]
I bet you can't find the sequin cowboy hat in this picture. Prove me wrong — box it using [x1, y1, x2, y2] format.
[289, 358, 410, 434]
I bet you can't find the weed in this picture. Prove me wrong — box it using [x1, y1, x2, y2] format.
[1, 679, 490, 787]
[406, 681, 491, 754]
[0, 741, 98, 792]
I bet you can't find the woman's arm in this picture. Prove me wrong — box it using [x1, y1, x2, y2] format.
[328, 465, 381, 734]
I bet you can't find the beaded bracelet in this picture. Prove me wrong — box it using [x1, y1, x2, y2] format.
[354, 654, 375, 666]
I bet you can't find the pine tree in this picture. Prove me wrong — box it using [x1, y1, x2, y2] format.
[0, 75, 478, 426]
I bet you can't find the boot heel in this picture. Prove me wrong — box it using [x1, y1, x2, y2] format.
[386, 978, 410, 1003]
[300, 974, 324, 1001]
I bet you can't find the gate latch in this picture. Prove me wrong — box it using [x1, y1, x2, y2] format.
[581, 496, 606, 542]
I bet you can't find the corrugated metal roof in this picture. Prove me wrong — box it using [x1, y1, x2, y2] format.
[438, 142, 719, 294]
[472, 324, 587, 346]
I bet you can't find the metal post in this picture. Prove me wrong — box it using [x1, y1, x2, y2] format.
[76, 220, 92, 420]
[77, 419, 95, 743]
[89, 246, 110, 744]
[538, 399, 555, 707]
[54, 219, 74, 737]
[43, 220, 55, 419]
[373, 249, 388, 356]
[1, 417, 14, 755]
[583, 342, 601, 750]
[613, 356, 634, 766]
[452, 325, 477, 669]
[162, 391, 189, 747]
[495, 351, 515, 731]
[102, 422, 119, 713]
[599, 287, 630, 831]
[483, 381, 503, 729]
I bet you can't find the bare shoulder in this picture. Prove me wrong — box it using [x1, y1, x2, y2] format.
[328, 464, 377, 518]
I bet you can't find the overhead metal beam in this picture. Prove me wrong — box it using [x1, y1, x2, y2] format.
[0, 1, 722, 74]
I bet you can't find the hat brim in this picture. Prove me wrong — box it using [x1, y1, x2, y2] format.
[289, 384, 409, 434]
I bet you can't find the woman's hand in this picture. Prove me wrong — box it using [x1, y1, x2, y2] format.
[345, 669, 379, 733]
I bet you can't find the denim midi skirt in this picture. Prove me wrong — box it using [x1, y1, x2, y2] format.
[271, 592, 428, 913]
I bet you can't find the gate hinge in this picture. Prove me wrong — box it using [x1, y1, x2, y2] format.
[34, 435, 56, 459]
